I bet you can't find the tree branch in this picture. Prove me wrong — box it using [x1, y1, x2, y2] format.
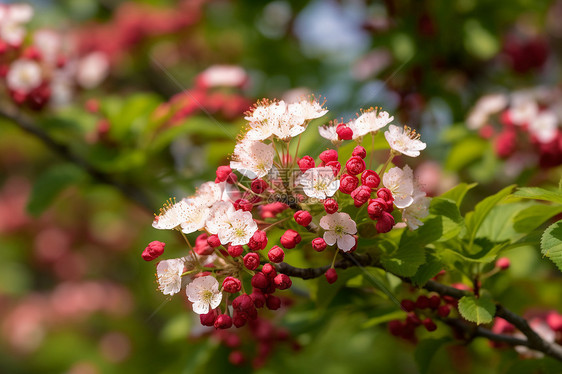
[275, 253, 562, 362]
[0, 107, 155, 212]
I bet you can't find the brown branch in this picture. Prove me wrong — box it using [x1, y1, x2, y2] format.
[0, 107, 155, 212]
[275, 253, 562, 362]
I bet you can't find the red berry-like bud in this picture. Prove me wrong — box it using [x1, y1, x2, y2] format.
[251, 290, 266, 308]
[339, 174, 359, 194]
[243, 253, 260, 270]
[376, 211, 395, 233]
[251, 179, 268, 194]
[547, 312, 562, 332]
[401, 299, 416, 312]
[194, 234, 214, 256]
[325, 268, 338, 284]
[232, 294, 254, 311]
[388, 320, 403, 336]
[361, 170, 380, 188]
[229, 351, 245, 366]
[274, 274, 292, 290]
[251, 272, 270, 290]
[207, 234, 221, 248]
[352, 146, 367, 159]
[266, 295, 282, 310]
[429, 295, 441, 309]
[406, 313, 422, 327]
[319, 149, 339, 163]
[200, 309, 217, 326]
[298, 156, 316, 172]
[214, 314, 233, 329]
[248, 230, 268, 251]
[345, 156, 366, 175]
[215, 165, 232, 182]
[312, 237, 327, 252]
[496, 257, 510, 270]
[280, 230, 301, 249]
[437, 304, 451, 318]
[494, 130, 517, 159]
[141, 240, 165, 261]
[223, 277, 242, 293]
[294, 210, 313, 227]
[326, 160, 341, 176]
[422, 318, 437, 332]
[234, 199, 253, 211]
[367, 198, 387, 220]
[268, 246, 285, 263]
[336, 123, 353, 140]
[225, 245, 242, 258]
[416, 295, 430, 309]
[376, 187, 393, 203]
[324, 198, 338, 214]
[262, 263, 277, 279]
[351, 185, 371, 207]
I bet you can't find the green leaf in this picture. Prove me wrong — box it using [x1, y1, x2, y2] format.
[415, 338, 451, 374]
[514, 187, 562, 204]
[458, 295, 496, 324]
[26, 164, 85, 216]
[514, 204, 562, 233]
[476, 202, 533, 242]
[411, 259, 444, 286]
[440, 182, 477, 207]
[429, 198, 464, 240]
[362, 310, 407, 328]
[446, 136, 487, 171]
[381, 234, 426, 277]
[541, 220, 562, 272]
[465, 185, 515, 247]
[314, 268, 363, 309]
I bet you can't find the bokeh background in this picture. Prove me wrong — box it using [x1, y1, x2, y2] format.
[1, 0, 562, 373]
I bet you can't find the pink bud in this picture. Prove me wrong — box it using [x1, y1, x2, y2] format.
[268, 246, 285, 263]
[437, 304, 451, 318]
[214, 314, 233, 329]
[494, 130, 517, 159]
[298, 156, 315, 172]
[325, 268, 338, 284]
[401, 299, 415, 312]
[207, 234, 221, 248]
[234, 199, 253, 211]
[336, 123, 353, 140]
[496, 257, 510, 270]
[339, 174, 359, 194]
[324, 198, 338, 214]
[248, 230, 268, 251]
[261, 263, 277, 279]
[422, 318, 437, 332]
[232, 294, 254, 311]
[312, 237, 327, 252]
[352, 146, 367, 159]
[251, 272, 270, 290]
[376, 211, 395, 233]
[351, 185, 371, 207]
[229, 351, 245, 366]
[223, 276, 242, 293]
[294, 210, 312, 226]
[273, 274, 292, 290]
[141, 240, 166, 261]
[319, 149, 339, 163]
[326, 160, 341, 176]
[215, 165, 232, 182]
[367, 198, 387, 220]
[194, 233, 214, 255]
[345, 156, 366, 175]
[200, 309, 217, 326]
[251, 179, 269, 194]
[243, 253, 260, 270]
[280, 230, 301, 249]
[266, 295, 281, 310]
[227, 245, 244, 257]
[251, 290, 266, 308]
[361, 169, 381, 188]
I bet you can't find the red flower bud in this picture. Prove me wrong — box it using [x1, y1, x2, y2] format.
[367, 198, 387, 220]
[274, 274, 292, 290]
[229, 351, 245, 365]
[200, 309, 217, 326]
[294, 210, 312, 227]
[376, 211, 395, 233]
[361, 169, 380, 188]
[422, 317, 437, 332]
[234, 199, 253, 211]
[227, 245, 244, 257]
[376, 187, 393, 202]
[429, 295, 441, 309]
[494, 130, 517, 159]
[312, 237, 327, 252]
[142, 240, 166, 261]
[325, 268, 338, 284]
[326, 160, 341, 176]
[339, 174, 359, 194]
[345, 156, 366, 175]
[251, 272, 270, 290]
[232, 294, 254, 311]
[320, 198, 337, 214]
[298, 156, 315, 172]
[319, 149, 339, 163]
[496, 257, 510, 270]
[251, 179, 268, 194]
[352, 146, 367, 159]
[437, 304, 451, 318]
[268, 246, 285, 263]
[547, 312, 562, 332]
[416, 295, 430, 309]
[194, 234, 214, 256]
[251, 290, 266, 308]
[280, 230, 301, 249]
[336, 123, 353, 140]
[207, 234, 221, 248]
[401, 299, 416, 312]
[215, 165, 232, 182]
[388, 320, 403, 336]
[266, 295, 281, 310]
[243, 253, 260, 270]
[351, 185, 371, 207]
[214, 314, 233, 329]
[223, 276, 242, 293]
[248, 230, 268, 251]
[406, 313, 422, 327]
[261, 263, 277, 279]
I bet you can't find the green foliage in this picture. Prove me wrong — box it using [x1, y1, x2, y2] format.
[458, 295, 496, 325]
[415, 338, 452, 374]
[541, 220, 562, 272]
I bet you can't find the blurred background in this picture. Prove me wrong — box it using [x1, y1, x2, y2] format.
[1, 0, 562, 373]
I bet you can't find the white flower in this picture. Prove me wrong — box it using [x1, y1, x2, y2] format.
[230, 137, 275, 179]
[529, 111, 558, 143]
[193, 181, 224, 207]
[383, 166, 415, 209]
[0, 4, 33, 46]
[514, 320, 556, 359]
[384, 125, 426, 157]
[152, 198, 207, 232]
[348, 108, 394, 139]
[318, 123, 340, 143]
[298, 167, 340, 199]
[185, 276, 222, 315]
[197, 65, 247, 88]
[510, 95, 538, 126]
[206, 201, 236, 236]
[156, 258, 185, 296]
[6, 59, 42, 94]
[76, 52, 109, 89]
[288, 98, 328, 121]
[402, 192, 430, 230]
[245, 100, 287, 140]
[319, 212, 357, 252]
[34, 29, 62, 65]
[466, 94, 508, 130]
[220, 209, 258, 246]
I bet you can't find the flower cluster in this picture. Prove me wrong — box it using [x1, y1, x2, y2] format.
[467, 87, 562, 169]
[144, 96, 430, 330]
[0, 4, 108, 110]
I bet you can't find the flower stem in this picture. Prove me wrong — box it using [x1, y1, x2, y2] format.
[330, 249, 339, 268]
[179, 230, 201, 268]
[378, 151, 396, 176]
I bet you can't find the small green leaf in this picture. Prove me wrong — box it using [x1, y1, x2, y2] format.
[458, 295, 496, 325]
[514, 204, 562, 233]
[411, 259, 444, 286]
[446, 136, 487, 171]
[381, 235, 426, 277]
[514, 187, 562, 205]
[541, 220, 562, 272]
[362, 310, 407, 328]
[26, 164, 85, 216]
[415, 338, 451, 374]
[440, 182, 477, 207]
